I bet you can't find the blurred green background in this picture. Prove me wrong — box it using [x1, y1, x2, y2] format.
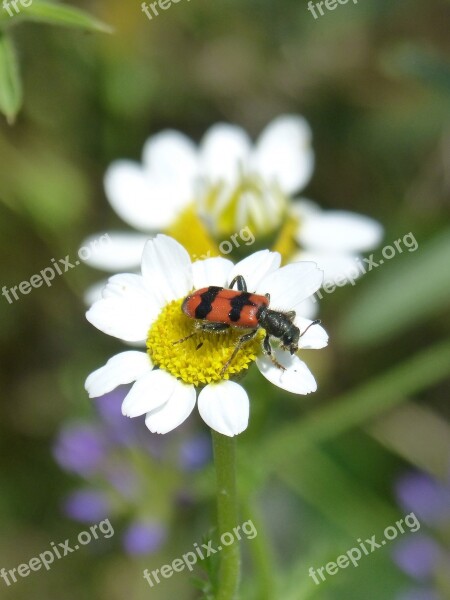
[0, 0, 449, 598]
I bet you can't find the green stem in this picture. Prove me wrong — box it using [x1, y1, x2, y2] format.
[242, 498, 275, 600]
[212, 430, 240, 600]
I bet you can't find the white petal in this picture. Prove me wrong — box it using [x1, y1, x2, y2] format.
[291, 198, 321, 220]
[298, 211, 383, 253]
[83, 279, 109, 306]
[294, 296, 319, 319]
[200, 124, 251, 183]
[86, 273, 158, 342]
[198, 382, 249, 437]
[141, 235, 193, 304]
[101, 273, 155, 304]
[85, 351, 152, 398]
[295, 317, 329, 349]
[294, 250, 363, 286]
[145, 381, 196, 434]
[256, 350, 317, 394]
[79, 231, 150, 272]
[256, 262, 323, 311]
[142, 130, 198, 188]
[192, 257, 234, 289]
[253, 115, 314, 194]
[104, 161, 188, 231]
[86, 297, 152, 342]
[227, 250, 281, 292]
[121, 369, 176, 417]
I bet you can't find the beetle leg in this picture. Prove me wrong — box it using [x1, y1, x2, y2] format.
[228, 275, 247, 292]
[262, 333, 286, 371]
[197, 322, 230, 334]
[172, 331, 197, 345]
[173, 322, 229, 346]
[220, 329, 257, 377]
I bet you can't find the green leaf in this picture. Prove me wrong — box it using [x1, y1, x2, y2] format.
[0, 31, 21, 123]
[0, 1, 113, 33]
[338, 229, 450, 346]
[368, 403, 450, 480]
[279, 447, 397, 537]
[255, 339, 450, 472]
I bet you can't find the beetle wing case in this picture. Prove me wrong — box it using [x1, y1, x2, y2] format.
[182, 286, 269, 328]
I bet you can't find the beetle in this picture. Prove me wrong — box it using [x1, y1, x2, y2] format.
[175, 275, 320, 377]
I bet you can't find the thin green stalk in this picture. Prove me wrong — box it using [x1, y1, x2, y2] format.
[212, 430, 240, 600]
[242, 498, 275, 600]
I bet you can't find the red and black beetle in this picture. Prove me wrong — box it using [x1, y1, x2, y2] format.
[175, 275, 320, 377]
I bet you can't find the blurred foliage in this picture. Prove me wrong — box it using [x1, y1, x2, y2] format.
[0, 0, 449, 598]
[0, 31, 22, 123]
[0, 1, 112, 122]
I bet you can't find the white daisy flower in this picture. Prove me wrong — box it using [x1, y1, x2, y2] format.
[85, 235, 328, 437]
[81, 115, 313, 275]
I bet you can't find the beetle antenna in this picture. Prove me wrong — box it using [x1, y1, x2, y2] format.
[300, 319, 321, 337]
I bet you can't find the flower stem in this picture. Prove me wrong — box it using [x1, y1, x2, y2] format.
[212, 430, 240, 600]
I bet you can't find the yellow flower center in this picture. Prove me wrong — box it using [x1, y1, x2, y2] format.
[166, 205, 220, 261]
[272, 212, 302, 264]
[146, 298, 264, 386]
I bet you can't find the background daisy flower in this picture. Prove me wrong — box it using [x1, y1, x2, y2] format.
[81, 115, 312, 276]
[85, 235, 328, 437]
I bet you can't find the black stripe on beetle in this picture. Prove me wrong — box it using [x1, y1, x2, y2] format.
[194, 286, 222, 319]
[228, 292, 256, 322]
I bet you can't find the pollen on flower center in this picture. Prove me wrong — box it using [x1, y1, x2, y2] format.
[146, 298, 264, 386]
